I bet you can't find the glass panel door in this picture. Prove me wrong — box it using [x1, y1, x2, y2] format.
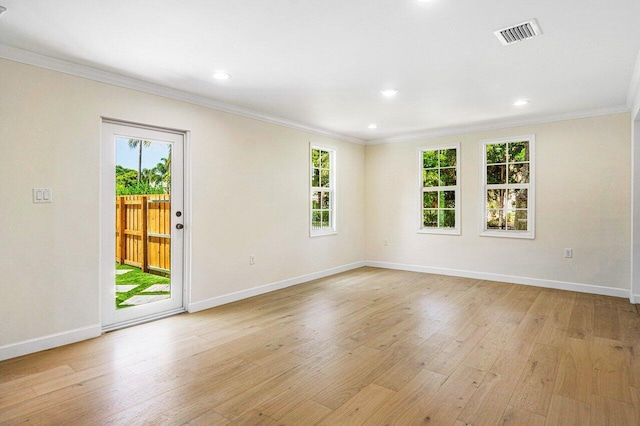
[101, 121, 184, 330]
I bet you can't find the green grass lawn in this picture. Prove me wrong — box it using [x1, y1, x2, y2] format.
[116, 263, 171, 285]
[115, 263, 171, 309]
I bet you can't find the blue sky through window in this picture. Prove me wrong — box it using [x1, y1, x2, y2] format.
[116, 137, 171, 170]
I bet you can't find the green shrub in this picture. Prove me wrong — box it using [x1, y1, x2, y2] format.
[116, 182, 168, 195]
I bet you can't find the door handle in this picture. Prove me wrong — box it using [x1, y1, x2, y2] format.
[176, 224, 184, 230]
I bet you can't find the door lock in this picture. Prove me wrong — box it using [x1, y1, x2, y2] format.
[176, 223, 184, 230]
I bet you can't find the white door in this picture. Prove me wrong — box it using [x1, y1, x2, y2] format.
[101, 121, 185, 330]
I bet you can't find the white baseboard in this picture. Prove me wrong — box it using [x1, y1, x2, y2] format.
[188, 261, 366, 313]
[0, 324, 102, 362]
[630, 294, 640, 304]
[366, 261, 631, 299]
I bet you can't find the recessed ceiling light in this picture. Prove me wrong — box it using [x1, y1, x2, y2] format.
[213, 71, 231, 80]
[368, 123, 378, 129]
[380, 89, 398, 97]
[513, 99, 530, 106]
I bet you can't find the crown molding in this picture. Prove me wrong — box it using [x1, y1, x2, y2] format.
[0, 44, 633, 146]
[0, 44, 365, 145]
[366, 105, 630, 145]
[628, 49, 640, 119]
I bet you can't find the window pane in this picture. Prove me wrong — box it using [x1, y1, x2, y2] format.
[509, 141, 529, 162]
[320, 169, 330, 187]
[507, 210, 528, 231]
[423, 150, 438, 168]
[487, 165, 506, 184]
[439, 210, 455, 228]
[439, 149, 457, 167]
[424, 169, 439, 187]
[312, 168, 320, 187]
[423, 209, 438, 227]
[487, 209, 505, 229]
[486, 143, 506, 164]
[320, 150, 330, 169]
[439, 191, 455, 208]
[312, 210, 321, 228]
[509, 163, 530, 184]
[516, 210, 528, 231]
[440, 168, 456, 186]
[423, 191, 438, 208]
[487, 189, 505, 209]
[312, 192, 321, 209]
[321, 210, 330, 227]
[312, 149, 321, 168]
[508, 188, 528, 209]
[506, 211, 515, 229]
[321, 192, 330, 209]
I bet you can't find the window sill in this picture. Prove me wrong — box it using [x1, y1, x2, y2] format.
[310, 230, 337, 238]
[417, 228, 461, 236]
[480, 230, 534, 239]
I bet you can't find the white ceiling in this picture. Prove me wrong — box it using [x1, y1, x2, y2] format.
[0, 0, 639, 142]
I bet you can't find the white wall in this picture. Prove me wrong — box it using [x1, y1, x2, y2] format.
[0, 58, 366, 349]
[365, 114, 631, 292]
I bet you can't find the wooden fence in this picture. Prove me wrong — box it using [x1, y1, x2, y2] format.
[116, 194, 171, 275]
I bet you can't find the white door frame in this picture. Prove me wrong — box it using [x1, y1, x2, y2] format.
[99, 118, 191, 331]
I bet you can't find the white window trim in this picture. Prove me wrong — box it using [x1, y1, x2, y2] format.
[479, 134, 535, 239]
[310, 144, 337, 237]
[418, 143, 461, 235]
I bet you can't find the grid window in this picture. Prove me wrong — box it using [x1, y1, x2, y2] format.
[481, 135, 535, 238]
[419, 144, 460, 235]
[310, 146, 336, 236]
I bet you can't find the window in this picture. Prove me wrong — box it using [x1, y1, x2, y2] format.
[310, 146, 336, 236]
[419, 144, 460, 235]
[480, 135, 535, 238]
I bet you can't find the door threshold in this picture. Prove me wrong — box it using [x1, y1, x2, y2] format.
[102, 308, 186, 333]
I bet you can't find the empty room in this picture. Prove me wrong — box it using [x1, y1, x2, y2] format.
[2, 0, 640, 424]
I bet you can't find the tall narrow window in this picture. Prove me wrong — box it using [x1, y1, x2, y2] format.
[480, 135, 535, 238]
[310, 146, 336, 236]
[419, 144, 460, 235]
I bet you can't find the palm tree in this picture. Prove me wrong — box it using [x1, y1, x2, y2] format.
[140, 168, 154, 185]
[152, 155, 171, 192]
[127, 139, 152, 183]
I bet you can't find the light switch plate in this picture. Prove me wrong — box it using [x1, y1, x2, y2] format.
[33, 188, 52, 203]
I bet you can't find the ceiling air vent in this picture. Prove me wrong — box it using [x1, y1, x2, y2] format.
[494, 19, 541, 45]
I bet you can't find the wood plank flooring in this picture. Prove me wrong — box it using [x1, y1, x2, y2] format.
[1, 267, 639, 425]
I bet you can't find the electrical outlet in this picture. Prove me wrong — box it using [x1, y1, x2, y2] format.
[249, 255, 255, 265]
[564, 248, 573, 258]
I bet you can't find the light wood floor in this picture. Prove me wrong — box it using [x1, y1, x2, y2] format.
[2, 267, 640, 425]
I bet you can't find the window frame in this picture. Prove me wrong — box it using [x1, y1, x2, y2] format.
[309, 144, 337, 237]
[479, 134, 535, 239]
[418, 143, 461, 235]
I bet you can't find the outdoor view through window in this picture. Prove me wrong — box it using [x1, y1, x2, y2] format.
[115, 138, 172, 309]
[483, 137, 533, 236]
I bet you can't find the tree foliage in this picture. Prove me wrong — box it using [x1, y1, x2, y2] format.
[116, 156, 171, 196]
